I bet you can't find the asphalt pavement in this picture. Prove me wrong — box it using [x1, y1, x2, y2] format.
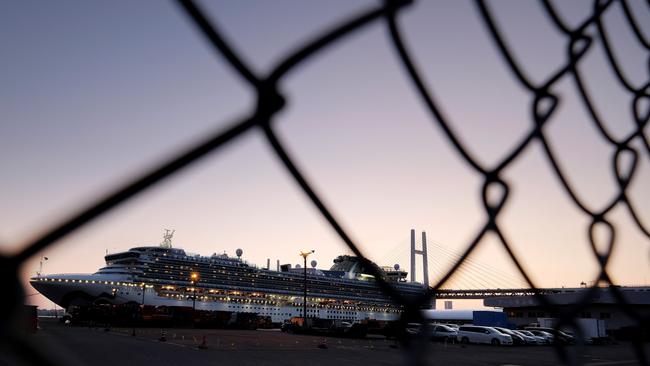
[1, 319, 646, 366]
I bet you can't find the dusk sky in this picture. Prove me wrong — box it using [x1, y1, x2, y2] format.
[1, 1, 649, 309]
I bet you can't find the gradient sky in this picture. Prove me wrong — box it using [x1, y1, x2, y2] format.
[1, 0, 649, 309]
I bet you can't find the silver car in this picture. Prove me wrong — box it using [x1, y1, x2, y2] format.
[457, 325, 513, 346]
[430, 324, 458, 342]
[519, 330, 547, 344]
[514, 330, 544, 345]
[526, 330, 554, 344]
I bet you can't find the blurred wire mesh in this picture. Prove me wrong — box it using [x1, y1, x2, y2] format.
[2, 0, 650, 365]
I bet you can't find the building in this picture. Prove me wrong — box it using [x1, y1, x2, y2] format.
[484, 286, 650, 331]
[422, 309, 508, 327]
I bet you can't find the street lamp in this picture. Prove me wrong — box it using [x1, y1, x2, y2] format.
[299, 250, 315, 320]
[190, 272, 200, 311]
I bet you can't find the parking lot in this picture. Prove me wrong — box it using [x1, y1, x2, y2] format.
[2, 319, 646, 365]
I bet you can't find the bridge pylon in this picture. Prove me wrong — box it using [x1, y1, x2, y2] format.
[410, 229, 429, 288]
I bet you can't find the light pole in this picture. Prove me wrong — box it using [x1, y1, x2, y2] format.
[299, 250, 314, 320]
[190, 272, 199, 311]
[133, 282, 146, 336]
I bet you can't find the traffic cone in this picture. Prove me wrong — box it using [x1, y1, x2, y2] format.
[159, 330, 167, 342]
[317, 337, 328, 349]
[198, 335, 208, 349]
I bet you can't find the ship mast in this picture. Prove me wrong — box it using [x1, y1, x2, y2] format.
[36, 255, 48, 277]
[160, 229, 175, 248]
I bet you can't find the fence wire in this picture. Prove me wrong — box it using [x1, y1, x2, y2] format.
[2, 0, 650, 365]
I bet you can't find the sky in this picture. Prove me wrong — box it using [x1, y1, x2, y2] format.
[1, 0, 649, 310]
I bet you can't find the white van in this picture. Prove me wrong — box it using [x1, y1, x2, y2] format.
[456, 325, 513, 346]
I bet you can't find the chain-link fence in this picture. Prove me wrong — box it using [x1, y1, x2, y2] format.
[2, 0, 649, 365]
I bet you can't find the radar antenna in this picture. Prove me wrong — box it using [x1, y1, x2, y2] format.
[161, 229, 175, 248]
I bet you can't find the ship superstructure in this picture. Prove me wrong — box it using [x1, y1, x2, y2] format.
[30, 232, 427, 323]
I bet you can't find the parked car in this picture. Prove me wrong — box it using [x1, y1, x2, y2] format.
[430, 324, 458, 342]
[528, 330, 554, 344]
[493, 327, 527, 346]
[280, 320, 294, 333]
[517, 330, 546, 345]
[405, 322, 422, 336]
[442, 323, 460, 331]
[519, 329, 548, 344]
[457, 325, 513, 346]
[511, 330, 539, 345]
[525, 327, 575, 345]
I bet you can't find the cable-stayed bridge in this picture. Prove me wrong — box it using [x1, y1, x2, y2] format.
[433, 287, 587, 299]
[382, 230, 643, 300]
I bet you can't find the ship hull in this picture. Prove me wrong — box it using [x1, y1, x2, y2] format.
[30, 274, 400, 323]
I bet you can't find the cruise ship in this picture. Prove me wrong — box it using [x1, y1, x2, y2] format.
[30, 232, 428, 323]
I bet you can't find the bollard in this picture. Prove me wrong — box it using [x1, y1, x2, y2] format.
[159, 330, 167, 342]
[198, 335, 208, 350]
[131, 328, 136, 337]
